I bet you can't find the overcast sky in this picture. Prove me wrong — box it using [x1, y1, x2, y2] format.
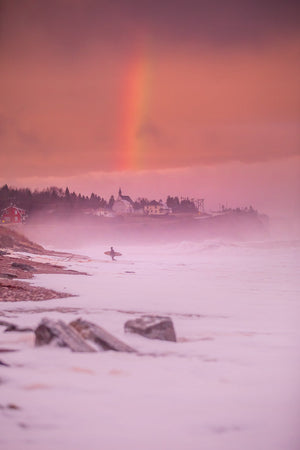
[0, 0, 299, 214]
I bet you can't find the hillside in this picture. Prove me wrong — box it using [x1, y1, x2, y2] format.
[0, 225, 45, 254]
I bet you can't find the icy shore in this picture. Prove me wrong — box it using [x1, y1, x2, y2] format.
[1, 239, 299, 450]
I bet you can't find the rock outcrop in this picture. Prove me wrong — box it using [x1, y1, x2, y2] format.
[35, 318, 96, 352]
[124, 315, 177, 342]
[70, 318, 135, 353]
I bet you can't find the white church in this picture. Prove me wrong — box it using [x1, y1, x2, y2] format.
[112, 189, 134, 215]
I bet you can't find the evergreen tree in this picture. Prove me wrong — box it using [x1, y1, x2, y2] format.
[108, 195, 115, 209]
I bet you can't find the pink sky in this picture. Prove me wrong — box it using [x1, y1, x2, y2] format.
[0, 0, 299, 216]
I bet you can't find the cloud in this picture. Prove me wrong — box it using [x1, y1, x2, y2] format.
[1, 156, 299, 218]
[1, 0, 300, 58]
[0, 1, 299, 177]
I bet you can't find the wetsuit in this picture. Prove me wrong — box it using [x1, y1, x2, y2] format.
[110, 247, 116, 261]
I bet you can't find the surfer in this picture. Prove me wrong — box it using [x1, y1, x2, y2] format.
[104, 247, 121, 260]
[110, 246, 116, 261]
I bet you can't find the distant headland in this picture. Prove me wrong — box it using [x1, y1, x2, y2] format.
[0, 184, 269, 243]
[0, 184, 262, 221]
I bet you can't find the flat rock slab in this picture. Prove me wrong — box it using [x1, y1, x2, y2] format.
[124, 315, 177, 342]
[11, 262, 35, 272]
[70, 318, 136, 353]
[35, 318, 96, 352]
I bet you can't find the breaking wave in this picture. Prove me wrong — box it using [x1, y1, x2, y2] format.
[147, 238, 300, 256]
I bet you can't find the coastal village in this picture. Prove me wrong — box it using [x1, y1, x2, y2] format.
[0, 185, 258, 225]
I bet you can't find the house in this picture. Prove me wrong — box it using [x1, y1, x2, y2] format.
[94, 208, 115, 218]
[112, 188, 134, 215]
[144, 201, 172, 216]
[1, 204, 27, 224]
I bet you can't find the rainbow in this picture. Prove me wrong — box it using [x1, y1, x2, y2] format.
[119, 42, 153, 171]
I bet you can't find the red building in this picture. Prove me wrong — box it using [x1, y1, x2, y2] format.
[1, 205, 26, 224]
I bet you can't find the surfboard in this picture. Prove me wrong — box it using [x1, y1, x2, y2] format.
[104, 251, 122, 257]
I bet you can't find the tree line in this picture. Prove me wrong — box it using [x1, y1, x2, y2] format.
[0, 185, 107, 213]
[0, 185, 198, 214]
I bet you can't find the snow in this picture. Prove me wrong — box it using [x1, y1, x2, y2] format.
[1, 239, 300, 450]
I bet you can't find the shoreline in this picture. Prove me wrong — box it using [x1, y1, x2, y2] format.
[0, 251, 88, 303]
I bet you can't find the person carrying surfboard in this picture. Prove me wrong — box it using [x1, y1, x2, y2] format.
[104, 246, 122, 261]
[110, 246, 116, 261]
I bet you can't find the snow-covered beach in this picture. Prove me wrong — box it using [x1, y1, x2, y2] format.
[1, 237, 300, 450]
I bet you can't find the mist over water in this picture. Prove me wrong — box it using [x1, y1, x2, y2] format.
[2, 214, 299, 450]
[22, 209, 276, 250]
[20, 212, 300, 324]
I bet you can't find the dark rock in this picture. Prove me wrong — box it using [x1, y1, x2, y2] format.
[7, 403, 21, 410]
[124, 315, 177, 342]
[70, 318, 135, 353]
[0, 273, 18, 279]
[4, 324, 33, 332]
[0, 359, 10, 367]
[0, 348, 17, 353]
[0, 320, 15, 327]
[35, 322, 53, 345]
[0, 320, 33, 332]
[35, 318, 96, 352]
[11, 262, 35, 272]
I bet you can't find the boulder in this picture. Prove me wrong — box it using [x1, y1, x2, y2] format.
[35, 318, 96, 352]
[70, 318, 135, 353]
[124, 315, 177, 342]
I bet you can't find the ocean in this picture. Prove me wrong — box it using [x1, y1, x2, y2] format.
[1, 237, 299, 450]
